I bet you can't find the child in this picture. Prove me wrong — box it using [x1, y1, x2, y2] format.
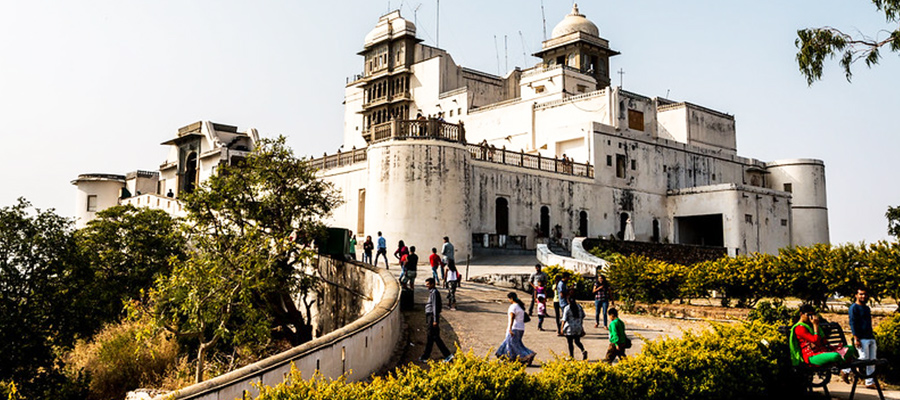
[446, 263, 460, 310]
[536, 282, 548, 331]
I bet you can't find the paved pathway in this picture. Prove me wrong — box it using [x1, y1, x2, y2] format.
[389, 254, 898, 400]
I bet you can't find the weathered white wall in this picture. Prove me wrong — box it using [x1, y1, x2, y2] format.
[72, 176, 125, 228]
[319, 163, 370, 241]
[364, 140, 472, 260]
[766, 159, 829, 246]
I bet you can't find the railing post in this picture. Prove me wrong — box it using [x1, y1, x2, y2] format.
[520, 150, 524, 166]
[502, 146, 506, 164]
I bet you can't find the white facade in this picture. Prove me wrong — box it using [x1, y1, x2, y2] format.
[318, 6, 830, 259]
[72, 121, 258, 226]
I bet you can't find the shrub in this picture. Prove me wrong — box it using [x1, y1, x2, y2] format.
[542, 265, 592, 300]
[65, 319, 178, 400]
[254, 322, 802, 400]
[875, 312, 900, 384]
[747, 300, 795, 326]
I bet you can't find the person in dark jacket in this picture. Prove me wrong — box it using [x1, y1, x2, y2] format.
[419, 278, 454, 362]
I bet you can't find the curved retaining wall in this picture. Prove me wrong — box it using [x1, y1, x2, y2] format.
[537, 243, 605, 276]
[152, 257, 401, 400]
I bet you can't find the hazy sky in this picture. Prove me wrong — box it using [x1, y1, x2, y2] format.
[1, 0, 897, 245]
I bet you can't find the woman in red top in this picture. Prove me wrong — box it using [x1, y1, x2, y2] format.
[790, 304, 856, 366]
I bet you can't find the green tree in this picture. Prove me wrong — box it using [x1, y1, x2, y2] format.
[887, 205, 900, 238]
[0, 199, 91, 399]
[796, 0, 900, 84]
[75, 204, 185, 324]
[139, 136, 340, 382]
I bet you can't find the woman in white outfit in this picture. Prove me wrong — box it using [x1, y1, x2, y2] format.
[495, 292, 536, 365]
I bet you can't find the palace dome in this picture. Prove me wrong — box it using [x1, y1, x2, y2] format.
[551, 4, 599, 38]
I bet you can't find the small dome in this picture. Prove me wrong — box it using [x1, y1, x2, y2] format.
[364, 11, 416, 46]
[551, 3, 599, 38]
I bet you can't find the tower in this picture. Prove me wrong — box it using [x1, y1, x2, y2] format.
[358, 11, 421, 143]
[533, 4, 619, 90]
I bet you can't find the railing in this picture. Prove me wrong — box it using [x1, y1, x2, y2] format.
[310, 147, 368, 171]
[365, 119, 466, 144]
[473, 233, 528, 249]
[537, 243, 603, 276]
[466, 144, 594, 178]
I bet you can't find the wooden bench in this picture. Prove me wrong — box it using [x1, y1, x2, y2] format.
[779, 322, 889, 400]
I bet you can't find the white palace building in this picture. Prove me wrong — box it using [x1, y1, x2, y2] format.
[73, 5, 829, 259]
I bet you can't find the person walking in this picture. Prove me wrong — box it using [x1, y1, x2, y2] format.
[562, 291, 588, 360]
[429, 247, 442, 285]
[495, 292, 536, 365]
[592, 275, 613, 328]
[554, 273, 569, 336]
[362, 235, 374, 264]
[401, 246, 419, 289]
[347, 231, 357, 261]
[536, 289, 548, 331]
[605, 308, 629, 363]
[394, 240, 409, 280]
[528, 264, 548, 316]
[374, 231, 389, 269]
[446, 262, 460, 310]
[841, 287, 878, 387]
[418, 278, 454, 363]
[441, 236, 455, 287]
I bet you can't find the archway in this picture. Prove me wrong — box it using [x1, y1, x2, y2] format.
[540, 206, 550, 238]
[496, 197, 509, 235]
[652, 219, 660, 243]
[578, 210, 588, 237]
[618, 212, 629, 240]
[182, 152, 198, 194]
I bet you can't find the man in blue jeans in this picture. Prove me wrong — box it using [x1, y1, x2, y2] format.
[555, 273, 569, 336]
[841, 286, 877, 388]
[592, 274, 613, 328]
[374, 231, 389, 269]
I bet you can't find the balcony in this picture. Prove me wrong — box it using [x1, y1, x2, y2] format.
[364, 119, 466, 144]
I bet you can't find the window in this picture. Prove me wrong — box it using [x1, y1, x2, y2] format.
[534, 85, 546, 94]
[86, 195, 98, 212]
[606, 155, 612, 166]
[628, 109, 644, 131]
[576, 84, 588, 93]
[357, 189, 366, 235]
[631, 159, 636, 170]
[712, 173, 717, 181]
[745, 214, 753, 223]
[783, 183, 793, 193]
[616, 154, 626, 178]
[781, 219, 788, 226]
[449, 109, 454, 117]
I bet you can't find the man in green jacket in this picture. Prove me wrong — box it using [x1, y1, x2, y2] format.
[605, 308, 628, 363]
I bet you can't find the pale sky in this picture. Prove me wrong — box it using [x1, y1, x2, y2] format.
[0, 0, 897, 245]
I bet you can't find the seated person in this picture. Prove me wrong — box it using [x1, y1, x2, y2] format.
[790, 304, 856, 366]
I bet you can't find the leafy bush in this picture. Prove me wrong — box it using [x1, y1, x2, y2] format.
[65, 319, 178, 400]
[875, 312, 900, 384]
[747, 300, 795, 326]
[254, 322, 801, 400]
[606, 255, 688, 308]
[542, 265, 592, 300]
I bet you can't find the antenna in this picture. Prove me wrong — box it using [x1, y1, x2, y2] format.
[519, 31, 527, 66]
[436, 0, 440, 47]
[494, 35, 501, 75]
[413, 3, 421, 27]
[618, 68, 625, 88]
[504, 35, 508, 74]
[540, 0, 547, 40]
[665, 89, 670, 99]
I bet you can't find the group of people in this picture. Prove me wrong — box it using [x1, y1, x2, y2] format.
[494, 264, 628, 365]
[790, 286, 879, 388]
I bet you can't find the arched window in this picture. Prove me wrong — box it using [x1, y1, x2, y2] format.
[652, 219, 660, 243]
[540, 206, 550, 238]
[496, 198, 509, 235]
[578, 210, 588, 237]
[618, 212, 629, 240]
[182, 152, 198, 194]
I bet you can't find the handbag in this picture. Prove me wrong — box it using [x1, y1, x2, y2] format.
[621, 336, 632, 349]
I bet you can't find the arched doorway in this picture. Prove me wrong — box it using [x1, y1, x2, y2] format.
[618, 212, 629, 240]
[652, 219, 660, 243]
[540, 206, 550, 238]
[182, 152, 198, 194]
[496, 197, 509, 235]
[578, 211, 588, 237]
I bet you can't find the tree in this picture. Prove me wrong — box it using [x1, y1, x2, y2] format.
[139, 136, 341, 382]
[888, 205, 900, 238]
[75, 204, 185, 325]
[796, 0, 900, 84]
[0, 199, 91, 399]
